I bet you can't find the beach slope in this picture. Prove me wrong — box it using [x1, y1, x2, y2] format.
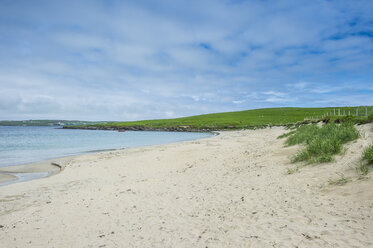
[1, 125, 372, 247]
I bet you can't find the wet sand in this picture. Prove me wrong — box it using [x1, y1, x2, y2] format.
[0, 157, 70, 186]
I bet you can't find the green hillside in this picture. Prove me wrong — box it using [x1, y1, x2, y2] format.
[68, 106, 373, 131]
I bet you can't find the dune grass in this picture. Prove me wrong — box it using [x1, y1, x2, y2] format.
[362, 144, 373, 164]
[358, 144, 373, 175]
[283, 122, 360, 163]
[357, 162, 370, 176]
[285, 165, 301, 175]
[328, 173, 350, 186]
[277, 130, 296, 139]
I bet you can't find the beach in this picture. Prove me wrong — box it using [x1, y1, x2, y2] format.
[1, 125, 373, 247]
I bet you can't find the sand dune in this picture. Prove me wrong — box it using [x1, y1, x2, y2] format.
[1, 125, 372, 247]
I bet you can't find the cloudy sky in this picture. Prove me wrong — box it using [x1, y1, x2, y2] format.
[0, 0, 372, 121]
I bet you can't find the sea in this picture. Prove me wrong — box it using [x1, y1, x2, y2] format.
[0, 126, 213, 168]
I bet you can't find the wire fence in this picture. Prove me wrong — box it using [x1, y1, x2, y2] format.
[304, 106, 371, 121]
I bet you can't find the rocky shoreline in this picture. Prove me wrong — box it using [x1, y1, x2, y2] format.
[63, 125, 218, 132]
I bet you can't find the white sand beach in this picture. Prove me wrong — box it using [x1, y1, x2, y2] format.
[1, 125, 373, 247]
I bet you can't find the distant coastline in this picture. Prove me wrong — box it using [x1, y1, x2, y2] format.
[0, 120, 111, 127]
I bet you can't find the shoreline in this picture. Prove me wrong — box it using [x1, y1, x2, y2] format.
[0, 131, 217, 187]
[0, 126, 372, 247]
[63, 125, 222, 132]
[0, 157, 70, 187]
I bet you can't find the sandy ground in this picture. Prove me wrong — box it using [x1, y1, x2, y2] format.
[0, 125, 373, 248]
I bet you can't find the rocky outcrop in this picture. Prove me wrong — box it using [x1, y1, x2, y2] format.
[63, 125, 215, 132]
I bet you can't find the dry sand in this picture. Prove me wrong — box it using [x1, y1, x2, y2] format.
[1, 124, 373, 248]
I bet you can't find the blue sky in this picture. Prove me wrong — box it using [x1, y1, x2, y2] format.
[0, 0, 373, 121]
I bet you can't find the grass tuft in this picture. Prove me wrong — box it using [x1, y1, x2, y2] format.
[362, 144, 373, 164]
[285, 125, 319, 146]
[286, 166, 300, 175]
[286, 122, 360, 164]
[278, 130, 296, 139]
[358, 144, 373, 176]
[328, 173, 350, 186]
[357, 162, 369, 176]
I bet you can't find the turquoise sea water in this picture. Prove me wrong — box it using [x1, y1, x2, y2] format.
[0, 126, 212, 168]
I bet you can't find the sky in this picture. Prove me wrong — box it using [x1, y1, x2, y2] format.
[0, 0, 373, 121]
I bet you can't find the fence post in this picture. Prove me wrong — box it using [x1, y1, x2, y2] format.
[356, 108, 358, 116]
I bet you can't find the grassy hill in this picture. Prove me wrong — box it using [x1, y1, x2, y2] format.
[67, 106, 373, 131]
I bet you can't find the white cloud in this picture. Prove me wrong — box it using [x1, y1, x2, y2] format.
[232, 100, 245, 104]
[261, 91, 286, 97]
[0, 0, 372, 120]
[287, 82, 309, 90]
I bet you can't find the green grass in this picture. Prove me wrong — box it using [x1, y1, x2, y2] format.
[362, 144, 373, 164]
[357, 162, 369, 176]
[285, 125, 320, 146]
[285, 166, 301, 175]
[283, 122, 360, 163]
[358, 144, 373, 175]
[322, 114, 373, 125]
[328, 173, 350, 186]
[277, 130, 296, 139]
[68, 106, 373, 131]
